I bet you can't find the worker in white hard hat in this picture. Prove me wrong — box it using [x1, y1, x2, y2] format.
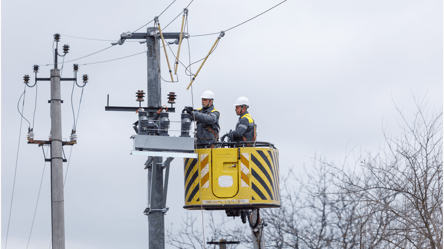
[184, 90, 220, 148]
[223, 96, 256, 143]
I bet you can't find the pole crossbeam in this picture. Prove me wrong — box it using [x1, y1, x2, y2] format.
[107, 27, 184, 249]
[24, 34, 87, 249]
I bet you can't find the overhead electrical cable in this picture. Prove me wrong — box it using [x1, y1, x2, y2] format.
[39, 45, 114, 67]
[153, 23, 178, 83]
[26, 149, 48, 249]
[191, 0, 287, 37]
[40, 1, 179, 67]
[5, 85, 29, 249]
[32, 83, 38, 129]
[71, 81, 77, 130]
[162, 0, 194, 31]
[60, 34, 115, 42]
[65, 87, 85, 186]
[80, 50, 146, 66]
[185, 18, 206, 248]
[132, 0, 177, 33]
[64, 147, 74, 187]
[224, 0, 287, 32]
[186, 32, 224, 90]
[59, 34, 140, 43]
[17, 88, 31, 128]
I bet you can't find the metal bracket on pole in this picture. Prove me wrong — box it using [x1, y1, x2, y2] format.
[250, 208, 266, 249]
[162, 157, 174, 208]
[144, 156, 154, 169]
[143, 207, 169, 216]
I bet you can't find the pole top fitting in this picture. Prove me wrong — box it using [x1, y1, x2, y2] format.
[33, 65, 39, 73]
[63, 44, 70, 54]
[73, 64, 79, 72]
[154, 16, 159, 23]
[183, 8, 188, 15]
[54, 33, 60, 42]
[219, 31, 225, 38]
[136, 90, 145, 102]
[167, 92, 176, 105]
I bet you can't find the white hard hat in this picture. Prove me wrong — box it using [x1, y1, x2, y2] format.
[201, 90, 215, 99]
[234, 96, 250, 106]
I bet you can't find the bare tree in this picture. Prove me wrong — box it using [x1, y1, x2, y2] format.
[166, 211, 205, 249]
[166, 211, 244, 249]
[328, 103, 443, 249]
[168, 103, 442, 249]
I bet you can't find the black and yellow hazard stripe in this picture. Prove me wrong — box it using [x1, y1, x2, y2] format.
[250, 149, 277, 201]
[267, 150, 280, 202]
[184, 158, 199, 203]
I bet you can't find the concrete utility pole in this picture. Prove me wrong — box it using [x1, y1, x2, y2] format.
[26, 34, 87, 249]
[106, 25, 191, 249]
[50, 68, 65, 249]
[251, 209, 266, 249]
[146, 27, 165, 249]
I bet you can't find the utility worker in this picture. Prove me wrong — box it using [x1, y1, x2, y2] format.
[184, 90, 220, 148]
[228, 96, 256, 143]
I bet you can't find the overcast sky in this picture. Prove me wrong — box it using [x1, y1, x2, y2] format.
[2, 0, 442, 248]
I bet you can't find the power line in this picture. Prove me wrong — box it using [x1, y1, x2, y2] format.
[163, 0, 194, 31]
[38, 1, 179, 68]
[80, 50, 146, 66]
[32, 83, 38, 129]
[191, 0, 287, 37]
[60, 34, 140, 43]
[190, 32, 220, 38]
[17, 88, 31, 128]
[70, 81, 77, 130]
[39, 45, 115, 67]
[26, 148, 48, 249]
[61, 34, 115, 42]
[5, 85, 29, 249]
[224, 0, 287, 32]
[132, 0, 177, 33]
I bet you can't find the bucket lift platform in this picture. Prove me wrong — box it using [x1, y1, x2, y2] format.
[183, 142, 280, 210]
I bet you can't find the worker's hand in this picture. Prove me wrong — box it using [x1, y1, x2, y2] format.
[228, 130, 234, 142]
[221, 133, 228, 142]
[184, 106, 194, 114]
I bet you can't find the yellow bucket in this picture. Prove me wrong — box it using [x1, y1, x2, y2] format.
[183, 144, 280, 210]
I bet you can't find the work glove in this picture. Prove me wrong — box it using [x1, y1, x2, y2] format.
[228, 130, 234, 142]
[184, 106, 194, 114]
[221, 133, 228, 142]
[221, 130, 234, 142]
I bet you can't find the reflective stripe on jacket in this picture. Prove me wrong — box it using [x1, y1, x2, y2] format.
[233, 111, 255, 142]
